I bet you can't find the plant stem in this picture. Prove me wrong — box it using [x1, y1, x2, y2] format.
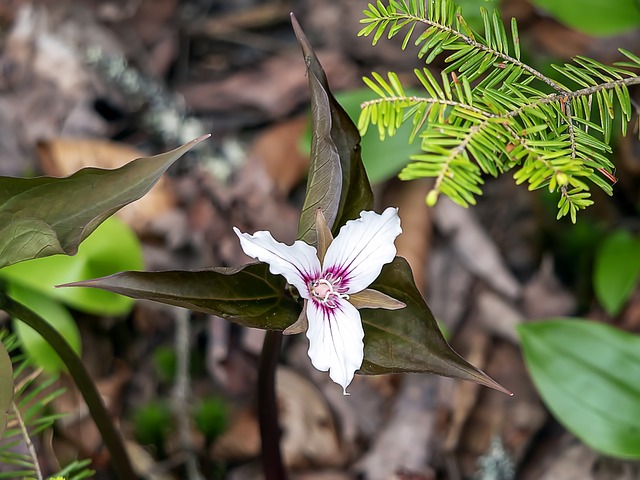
[257, 330, 286, 480]
[0, 292, 137, 480]
[172, 307, 203, 480]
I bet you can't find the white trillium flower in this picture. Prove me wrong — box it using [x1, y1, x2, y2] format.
[233, 207, 404, 394]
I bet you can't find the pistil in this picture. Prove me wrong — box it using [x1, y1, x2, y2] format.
[310, 277, 349, 306]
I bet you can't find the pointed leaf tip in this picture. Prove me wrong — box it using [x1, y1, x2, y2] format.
[0, 134, 212, 268]
[361, 257, 511, 395]
[292, 14, 373, 243]
[58, 265, 301, 330]
[188, 133, 211, 146]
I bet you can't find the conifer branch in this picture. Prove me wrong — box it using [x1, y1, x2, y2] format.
[357, 0, 640, 221]
[11, 401, 44, 480]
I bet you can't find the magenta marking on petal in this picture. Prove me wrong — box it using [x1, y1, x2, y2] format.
[323, 265, 350, 291]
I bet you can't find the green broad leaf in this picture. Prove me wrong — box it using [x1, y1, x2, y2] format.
[454, 0, 500, 33]
[9, 283, 81, 374]
[301, 90, 423, 184]
[0, 339, 12, 438]
[530, 0, 640, 36]
[61, 263, 301, 330]
[292, 15, 373, 244]
[0, 216, 143, 316]
[518, 319, 640, 458]
[0, 135, 209, 269]
[593, 230, 640, 316]
[361, 257, 510, 393]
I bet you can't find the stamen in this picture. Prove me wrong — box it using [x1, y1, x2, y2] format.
[310, 276, 349, 307]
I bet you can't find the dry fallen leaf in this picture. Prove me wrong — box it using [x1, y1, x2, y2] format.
[433, 198, 522, 300]
[247, 117, 309, 196]
[51, 363, 131, 468]
[355, 375, 439, 480]
[212, 367, 345, 469]
[126, 440, 177, 480]
[533, 442, 640, 480]
[383, 178, 433, 293]
[451, 337, 546, 478]
[178, 50, 358, 122]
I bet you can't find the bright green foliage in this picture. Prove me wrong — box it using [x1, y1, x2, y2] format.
[593, 230, 640, 316]
[1, 216, 143, 373]
[530, 0, 640, 37]
[132, 400, 172, 454]
[358, 0, 640, 221]
[46, 460, 94, 480]
[518, 319, 640, 459]
[194, 397, 228, 445]
[10, 284, 81, 374]
[0, 333, 95, 480]
[1, 216, 143, 316]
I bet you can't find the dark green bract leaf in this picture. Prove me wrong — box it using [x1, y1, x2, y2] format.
[292, 15, 373, 243]
[9, 283, 81, 374]
[361, 257, 510, 393]
[0, 216, 143, 316]
[593, 230, 640, 316]
[61, 263, 301, 330]
[0, 135, 209, 269]
[301, 90, 423, 184]
[518, 319, 640, 458]
[530, 0, 640, 36]
[0, 339, 12, 438]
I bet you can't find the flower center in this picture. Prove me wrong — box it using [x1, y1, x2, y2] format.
[309, 274, 349, 308]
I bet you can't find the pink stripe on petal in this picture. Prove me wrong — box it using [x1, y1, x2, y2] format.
[306, 298, 364, 394]
[233, 227, 320, 299]
[323, 207, 401, 294]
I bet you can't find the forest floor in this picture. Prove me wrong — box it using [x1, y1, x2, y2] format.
[1, 0, 640, 479]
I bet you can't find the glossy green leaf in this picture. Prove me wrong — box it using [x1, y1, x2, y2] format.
[529, 0, 640, 36]
[9, 283, 81, 374]
[593, 230, 640, 316]
[0, 339, 12, 438]
[0, 216, 142, 316]
[518, 319, 640, 458]
[361, 257, 509, 392]
[301, 90, 423, 184]
[292, 15, 373, 243]
[0, 135, 208, 269]
[61, 263, 301, 330]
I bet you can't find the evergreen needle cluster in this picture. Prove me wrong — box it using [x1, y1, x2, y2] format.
[358, 0, 640, 221]
[0, 333, 94, 480]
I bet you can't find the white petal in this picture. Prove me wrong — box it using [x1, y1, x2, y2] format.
[233, 227, 320, 299]
[323, 207, 401, 293]
[305, 299, 364, 394]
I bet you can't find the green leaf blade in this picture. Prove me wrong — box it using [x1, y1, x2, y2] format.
[361, 257, 510, 394]
[9, 283, 81, 374]
[529, 0, 640, 36]
[61, 264, 301, 330]
[1, 216, 143, 316]
[292, 14, 373, 242]
[0, 136, 209, 269]
[593, 230, 640, 316]
[518, 319, 640, 458]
